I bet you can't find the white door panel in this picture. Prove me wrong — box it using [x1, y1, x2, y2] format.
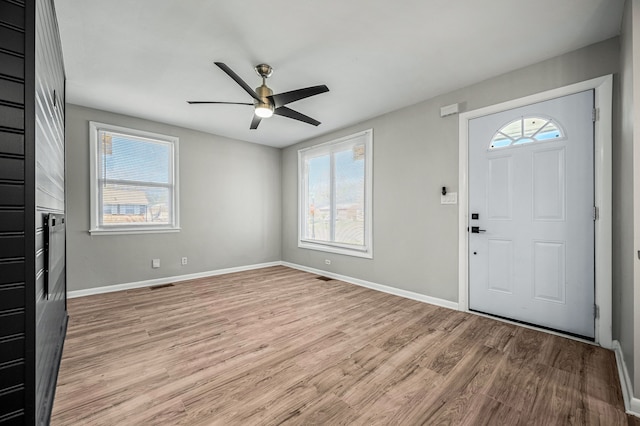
[487, 156, 512, 220]
[532, 148, 566, 221]
[532, 241, 566, 303]
[487, 239, 513, 293]
[469, 90, 594, 338]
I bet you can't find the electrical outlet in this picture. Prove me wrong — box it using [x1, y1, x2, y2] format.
[325, 259, 331, 265]
[152, 258, 160, 268]
[181, 257, 188, 265]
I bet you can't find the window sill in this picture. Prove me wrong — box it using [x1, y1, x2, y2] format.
[298, 240, 373, 259]
[89, 227, 181, 236]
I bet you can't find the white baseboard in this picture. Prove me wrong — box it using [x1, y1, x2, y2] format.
[613, 340, 640, 417]
[67, 261, 282, 298]
[282, 261, 459, 311]
[67, 260, 459, 314]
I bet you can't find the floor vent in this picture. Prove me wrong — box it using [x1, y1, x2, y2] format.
[150, 283, 174, 290]
[316, 276, 333, 281]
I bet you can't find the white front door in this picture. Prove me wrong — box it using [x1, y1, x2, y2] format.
[468, 90, 595, 338]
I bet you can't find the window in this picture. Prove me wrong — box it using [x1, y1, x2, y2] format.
[89, 122, 179, 234]
[490, 116, 564, 149]
[298, 129, 373, 258]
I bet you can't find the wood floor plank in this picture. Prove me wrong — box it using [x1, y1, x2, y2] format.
[280, 394, 359, 425]
[388, 344, 503, 425]
[460, 394, 523, 426]
[51, 266, 630, 425]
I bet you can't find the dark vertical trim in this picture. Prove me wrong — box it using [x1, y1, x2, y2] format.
[23, 0, 35, 422]
[43, 316, 66, 424]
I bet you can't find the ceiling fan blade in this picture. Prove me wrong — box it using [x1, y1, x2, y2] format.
[214, 62, 261, 102]
[250, 115, 262, 130]
[274, 106, 321, 126]
[187, 101, 253, 105]
[268, 85, 329, 108]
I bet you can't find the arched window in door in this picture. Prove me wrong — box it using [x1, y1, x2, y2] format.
[490, 116, 564, 149]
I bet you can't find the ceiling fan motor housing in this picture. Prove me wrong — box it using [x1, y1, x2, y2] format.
[255, 84, 274, 115]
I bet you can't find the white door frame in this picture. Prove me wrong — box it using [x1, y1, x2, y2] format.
[458, 75, 613, 348]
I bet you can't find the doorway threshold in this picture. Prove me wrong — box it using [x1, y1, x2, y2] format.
[469, 308, 596, 344]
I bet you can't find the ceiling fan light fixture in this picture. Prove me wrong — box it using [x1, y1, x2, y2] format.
[254, 83, 274, 118]
[255, 103, 274, 118]
[189, 62, 329, 129]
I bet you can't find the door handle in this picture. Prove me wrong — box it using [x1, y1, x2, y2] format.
[471, 226, 486, 234]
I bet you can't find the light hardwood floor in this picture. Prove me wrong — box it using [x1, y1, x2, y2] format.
[51, 266, 634, 425]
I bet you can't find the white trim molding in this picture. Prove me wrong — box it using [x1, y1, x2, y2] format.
[69, 260, 459, 311]
[67, 261, 282, 298]
[282, 262, 459, 310]
[458, 75, 613, 347]
[613, 340, 640, 417]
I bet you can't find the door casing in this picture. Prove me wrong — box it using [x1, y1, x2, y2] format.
[458, 75, 613, 347]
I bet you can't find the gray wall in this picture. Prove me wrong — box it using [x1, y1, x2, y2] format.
[66, 104, 281, 292]
[282, 38, 619, 303]
[615, 0, 636, 395]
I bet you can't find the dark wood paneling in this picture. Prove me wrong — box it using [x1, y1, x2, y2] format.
[0, 129, 24, 156]
[0, 261, 23, 285]
[0, 51, 24, 78]
[0, 131, 24, 156]
[0, 235, 23, 258]
[0, 336, 23, 364]
[0, 387, 24, 419]
[0, 413, 24, 424]
[0, 78, 23, 104]
[0, 362, 25, 390]
[0, 184, 23, 207]
[0, 210, 24, 232]
[0, 310, 24, 337]
[0, 25, 23, 54]
[0, 412, 25, 425]
[0, 104, 23, 130]
[0, 1, 25, 29]
[0, 285, 24, 311]
[0, 1, 28, 424]
[0, 157, 23, 181]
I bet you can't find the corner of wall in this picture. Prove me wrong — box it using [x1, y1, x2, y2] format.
[614, 340, 640, 416]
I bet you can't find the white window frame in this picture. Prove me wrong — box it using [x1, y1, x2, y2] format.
[89, 121, 180, 235]
[298, 129, 373, 258]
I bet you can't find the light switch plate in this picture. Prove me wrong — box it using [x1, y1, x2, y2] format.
[441, 192, 458, 205]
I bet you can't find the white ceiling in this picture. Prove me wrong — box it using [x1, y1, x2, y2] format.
[54, 0, 624, 148]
